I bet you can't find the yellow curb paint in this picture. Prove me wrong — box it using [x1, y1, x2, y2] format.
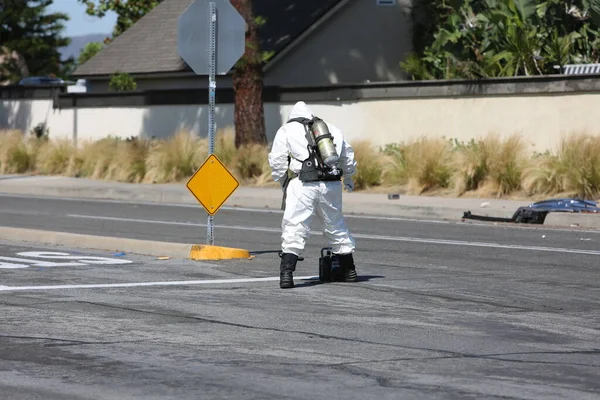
[189, 244, 251, 261]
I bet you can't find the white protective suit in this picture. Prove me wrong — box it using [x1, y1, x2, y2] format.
[268, 101, 357, 257]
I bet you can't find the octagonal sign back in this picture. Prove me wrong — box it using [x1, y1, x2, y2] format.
[177, 0, 246, 75]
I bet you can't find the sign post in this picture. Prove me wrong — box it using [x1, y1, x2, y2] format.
[207, 1, 217, 244]
[177, 0, 245, 245]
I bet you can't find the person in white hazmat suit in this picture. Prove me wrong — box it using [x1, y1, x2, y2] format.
[268, 101, 358, 289]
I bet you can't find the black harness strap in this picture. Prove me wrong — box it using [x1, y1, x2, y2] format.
[279, 117, 342, 210]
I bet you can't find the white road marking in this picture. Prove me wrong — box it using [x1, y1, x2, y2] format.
[345, 214, 449, 224]
[0, 208, 54, 217]
[0, 193, 450, 224]
[68, 214, 600, 256]
[0, 252, 133, 269]
[68, 214, 282, 233]
[0, 275, 318, 292]
[17, 251, 133, 265]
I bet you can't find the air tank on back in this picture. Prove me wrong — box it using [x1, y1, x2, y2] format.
[310, 118, 339, 168]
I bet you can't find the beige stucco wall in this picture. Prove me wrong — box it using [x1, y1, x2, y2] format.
[3, 92, 600, 153]
[295, 93, 600, 152]
[264, 0, 413, 86]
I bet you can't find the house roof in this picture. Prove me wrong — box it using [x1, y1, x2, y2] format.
[73, 0, 345, 77]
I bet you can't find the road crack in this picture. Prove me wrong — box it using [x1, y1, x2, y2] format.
[0, 334, 147, 347]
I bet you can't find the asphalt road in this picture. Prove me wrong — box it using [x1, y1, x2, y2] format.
[0, 194, 599, 399]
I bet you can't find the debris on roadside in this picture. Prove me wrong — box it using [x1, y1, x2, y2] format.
[462, 198, 600, 225]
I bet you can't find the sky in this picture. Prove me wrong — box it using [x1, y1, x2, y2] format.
[48, 0, 118, 37]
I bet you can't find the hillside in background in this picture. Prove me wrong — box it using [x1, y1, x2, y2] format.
[59, 33, 109, 61]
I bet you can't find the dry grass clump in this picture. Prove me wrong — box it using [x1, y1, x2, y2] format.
[351, 140, 383, 190]
[76, 136, 151, 183]
[36, 138, 80, 176]
[105, 137, 151, 183]
[143, 130, 207, 183]
[381, 144, 408, 186]
[0, 130, 35, 174]
[214, 128, 237, 167]
[523, 152, 564, 196]
[231, 143, 271, 184]
[78, 137, 120, 179]
[524, 133, 600, 199]
[383, 137, 453, 194]
[453, 136, 497, 195]
[455, 134, 529, 198]
[487, 134, 529, 197]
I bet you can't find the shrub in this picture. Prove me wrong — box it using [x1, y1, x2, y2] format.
[487, 134, 528, 197]
[79, 137, 120, 179]
[381, 143, 408, 186]
[452, 134, 528, 197]
[524, 133, 600, 199]
[29, 123, 49, 140]
[214, 128, 237, 167]
[383, 137, 453, 194]
[98, 137, 151, 183]
[232, 143, 270, 182]
[35, 139, 79, 176]
[452, 136, 496, 195]
[350, 140, 383, 190]
[109, 71, 137, 92]
[523, 152, 565, 196]
[117, 137, 151, 183]
[0, 130, 34, 174]
[143, 130, 207, 183]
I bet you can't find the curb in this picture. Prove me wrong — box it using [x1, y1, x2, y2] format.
[0, 182, 520, 222]
[543, 213, 600, 229]
[0, 227, 252, 260]
[189, 244, 251, 260]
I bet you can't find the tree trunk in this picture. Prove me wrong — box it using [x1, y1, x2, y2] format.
[230, 0, 267, 148]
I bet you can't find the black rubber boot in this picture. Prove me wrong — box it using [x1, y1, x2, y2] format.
[338, 253, 358, 282]
[279, 253, 298, 289]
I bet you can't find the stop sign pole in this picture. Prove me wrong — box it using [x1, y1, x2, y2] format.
[207, 1, 217, 244]
[178, 0, 245, 245]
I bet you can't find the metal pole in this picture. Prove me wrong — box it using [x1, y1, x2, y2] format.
[206, 1, 217, 245]
[73, 107, 78, 147]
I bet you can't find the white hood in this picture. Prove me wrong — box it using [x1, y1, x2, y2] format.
[287, 101, 314, 120]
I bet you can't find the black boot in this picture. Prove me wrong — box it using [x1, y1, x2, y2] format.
[338, 253, 358, 282]
[279, 253, 298, 289]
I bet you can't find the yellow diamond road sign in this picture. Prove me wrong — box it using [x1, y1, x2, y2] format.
[187, 154, 239, 216]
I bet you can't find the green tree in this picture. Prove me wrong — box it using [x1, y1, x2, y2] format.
[78, 42, 104, 65]
[0, 0, 72, 83]
[77, 0, 162, 40]
[109, 71, 137, 91]
[403, 0, 600, 80]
